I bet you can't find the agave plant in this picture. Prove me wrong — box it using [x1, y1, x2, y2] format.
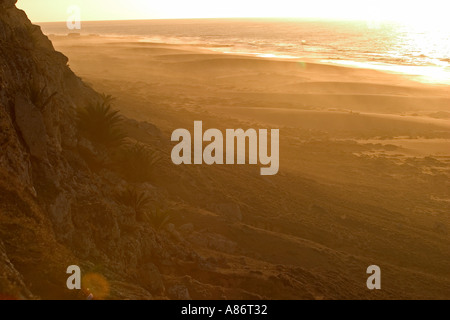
[77, 96, 125, 146]
[115, 186, 152, 217]
[146, 208, 171, 231]
[100, 93, 116, 105]
[116, 143, 161, 182]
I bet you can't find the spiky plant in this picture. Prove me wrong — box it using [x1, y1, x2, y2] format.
[116, 143, 161, 182]
[77, 98, 125, 147]
[115, 186, 152, 217]
[100, 93, 116, 105]
[146, 208, 171, 231]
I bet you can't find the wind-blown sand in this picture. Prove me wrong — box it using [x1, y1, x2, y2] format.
[50, 35, 450, 299]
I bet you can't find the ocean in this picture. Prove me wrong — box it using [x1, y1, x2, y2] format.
[39, 18, 450, 84]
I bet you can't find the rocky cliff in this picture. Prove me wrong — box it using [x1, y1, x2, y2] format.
[0, 0, 195, 299]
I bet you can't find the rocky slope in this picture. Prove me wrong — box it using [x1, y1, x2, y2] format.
[0, 0, 192, 299]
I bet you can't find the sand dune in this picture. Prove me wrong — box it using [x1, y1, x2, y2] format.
[213, 107, 450, 133]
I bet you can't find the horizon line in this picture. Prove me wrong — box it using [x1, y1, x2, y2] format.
[32, 16, 384, 24]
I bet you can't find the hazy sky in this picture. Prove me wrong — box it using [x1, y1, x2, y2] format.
[16, 0, 450, 25]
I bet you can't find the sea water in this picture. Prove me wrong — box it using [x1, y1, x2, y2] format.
[39, 18, 450, 84]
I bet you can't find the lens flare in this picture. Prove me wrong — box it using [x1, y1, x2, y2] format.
[82, 273, 110, 300]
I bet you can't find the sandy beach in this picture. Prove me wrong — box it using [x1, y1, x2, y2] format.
[42, 35, 450, 299]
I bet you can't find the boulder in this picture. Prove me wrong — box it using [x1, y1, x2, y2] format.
[166, 223, 184, 242]
[168, 284, 191, 300]
[137, 263, 165, 294]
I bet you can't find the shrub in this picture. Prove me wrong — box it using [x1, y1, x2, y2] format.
[115, 186, 151, 217]
[99, 93, 115, 105]
[77, 95, 125, 146]
[116, 143, 161, 182]
[146, 208, 171, 231]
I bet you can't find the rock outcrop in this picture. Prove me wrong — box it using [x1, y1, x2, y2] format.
[0, 0, 194, 299]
